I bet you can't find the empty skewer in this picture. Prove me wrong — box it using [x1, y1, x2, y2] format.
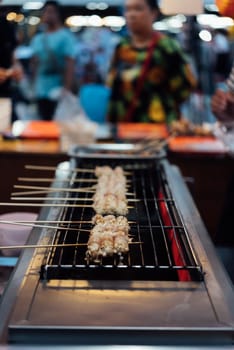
[0, 243, 88, 250]
[13, 185, 96, 193]
[11, 189, 65, 196]
[0, 220, 90, 232]
[0, 241, 142, 251]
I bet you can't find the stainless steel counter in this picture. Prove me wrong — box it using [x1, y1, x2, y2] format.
[0, 160, 234, 347]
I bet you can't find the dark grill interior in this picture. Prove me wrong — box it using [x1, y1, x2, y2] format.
[40, 158, 204, 282]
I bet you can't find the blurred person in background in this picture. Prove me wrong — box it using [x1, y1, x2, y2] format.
[211, 2, 234, 122]
[212, 28, 232, 86]
[30, 0, 76, 120]
[106, 0, 196, 124]
[211, 64, 234, 122]
[0, 7, 23, 122]
[211, 64, 234, 245]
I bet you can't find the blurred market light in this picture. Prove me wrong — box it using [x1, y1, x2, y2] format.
[197, 13, 234, 28]
[22, 1, 43, 10]
[199, 29, 213, 41]
[6, 12, 17, 21]
[87, 15, 102, 27]
[66, 15, 89, 27]
[102, 16, 125, 27]
[86, 2, 109, 10]
[27, 16, 40, 26]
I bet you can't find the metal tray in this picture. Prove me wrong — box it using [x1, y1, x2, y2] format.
[68, 143, 166, 160]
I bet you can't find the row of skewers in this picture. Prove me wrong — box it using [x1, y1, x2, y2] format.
[88, 166, 131, 261]
[0, 164, 136, 262]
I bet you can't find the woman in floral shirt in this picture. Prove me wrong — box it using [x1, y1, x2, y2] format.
[107, 0, 197, 124]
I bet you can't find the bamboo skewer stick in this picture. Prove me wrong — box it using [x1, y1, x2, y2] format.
[0, 243, 87, 250]
[25, 164, 132, 176]
[3, 219, 136, 225]
[14, 184, 137, 195]
[0, 202, 93, 208]
[0, 241, 142, 250]
[11, 189, 66, 196]
[10, 197, 140, 203]
[11, 188, 135, 197]
[18, 177, 72, 183]
[13, 185, 96, 193]
[10, 197, 90, 201]
[0, 220, 90, 232]
[18, 177, 131, 184]
[18, 177, 100, 183]
[25, 165, 81, 172]
[132, 132, 175, 154]
[151, 136, 173, 151]
[5, 220, 93, 224]
[0, 202, 134, 209]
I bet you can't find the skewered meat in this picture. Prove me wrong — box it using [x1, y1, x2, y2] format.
[93, 166, 128, 216]
[87, 214, 131, 261]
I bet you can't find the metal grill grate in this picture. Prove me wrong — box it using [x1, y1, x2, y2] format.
[40, 159, 204, 281]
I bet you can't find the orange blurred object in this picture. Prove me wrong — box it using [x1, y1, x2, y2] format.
[19, 121, 60, 139]
[168, 136, 227, 154]
[117, 123, 169, 140]
[216, 0, 234, 18]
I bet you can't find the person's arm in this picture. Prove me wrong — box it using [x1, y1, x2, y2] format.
[0, 68, 8, 84]
[63, 56, 75, 92]
[211, 89, 234, 122]
[8, 54, 24, 81]
[28, 34, 40, 87]
[61, 30, 76, 92]
[0, 55, 23, 84]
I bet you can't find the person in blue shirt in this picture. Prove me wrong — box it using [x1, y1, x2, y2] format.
[30, 1, 76, 120]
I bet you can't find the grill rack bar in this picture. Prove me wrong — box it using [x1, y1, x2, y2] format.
[41, 264, 203, 281]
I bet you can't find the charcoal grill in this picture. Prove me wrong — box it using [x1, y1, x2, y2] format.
[0, 153, 234, 347]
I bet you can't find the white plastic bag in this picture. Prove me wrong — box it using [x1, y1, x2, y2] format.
[54, 90, 98, 151]
[54, 90, 87, 121]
